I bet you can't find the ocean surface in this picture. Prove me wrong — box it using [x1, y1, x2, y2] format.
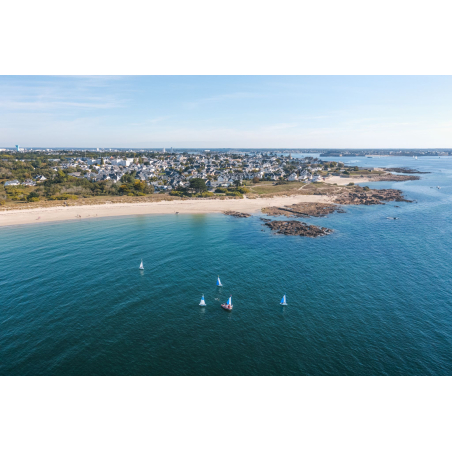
[1, 155, 452, 375]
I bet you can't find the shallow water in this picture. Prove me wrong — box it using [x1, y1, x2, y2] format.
[1, 156, 452, 375]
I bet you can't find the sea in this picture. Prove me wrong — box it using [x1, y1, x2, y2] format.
[1, 155, 451, 375]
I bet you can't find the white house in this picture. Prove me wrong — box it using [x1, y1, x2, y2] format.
[4, 180, 20, 186]
[288, 173, 298, 181]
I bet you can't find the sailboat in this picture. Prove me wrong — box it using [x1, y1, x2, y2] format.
[216, 275, 222, 286]
[280, 294, 287, 306]
[139, 259, 144, 270]
[221, 296, 233, 311]
[199, 294, 206, 306]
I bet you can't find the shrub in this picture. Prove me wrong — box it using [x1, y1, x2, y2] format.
[226, 191, 243, 198]
[347, 182, 354, 186]
[215, 187, 228, 193]
[252, 176, 260, 183]
[363, 186, 370, 191]
[49, 194, 78, 200]
[27, 191, 40, 202]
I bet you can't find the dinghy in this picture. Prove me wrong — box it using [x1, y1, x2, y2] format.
[199, 294, 206, 306]
[216, 275, 222, 287]
[139, 259, 144, 270]
[280, 294, 287, 306]
[221, 296, 233, 311]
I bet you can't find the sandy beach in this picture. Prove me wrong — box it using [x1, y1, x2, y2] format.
[326, 176, 373, 185]
[0, 194, 331, 227]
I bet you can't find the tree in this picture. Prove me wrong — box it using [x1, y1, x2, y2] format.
[234, 179, 241, 189]
[189, 178, 207, 193]
[27, 191, 40, 202]
[252, 176, 260, 184]
[120, 174, 134, 184]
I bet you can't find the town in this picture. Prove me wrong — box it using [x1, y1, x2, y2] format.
[0, 149, 353, 204]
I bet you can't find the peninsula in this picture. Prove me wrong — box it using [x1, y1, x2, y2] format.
[0, 149, 418, 227]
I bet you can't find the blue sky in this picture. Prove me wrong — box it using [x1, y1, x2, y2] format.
[1, 75, 451, 148]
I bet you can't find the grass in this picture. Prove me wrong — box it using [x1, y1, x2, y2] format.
[249, 181, 306, 195]
[0, 193, 180, 210]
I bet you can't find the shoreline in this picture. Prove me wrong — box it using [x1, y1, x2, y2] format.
[0, 194, 331, 227]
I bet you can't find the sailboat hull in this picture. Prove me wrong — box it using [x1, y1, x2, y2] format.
[221, 304, 233, 311]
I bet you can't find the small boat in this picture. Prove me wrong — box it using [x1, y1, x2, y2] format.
[437, 186, 441, 189]
[280, 294, 287, 306]
[221, 296, 233, 311]
[216, 275, 222, 287]
[139, 259, 144, 270]
[199, 294, 206, 306]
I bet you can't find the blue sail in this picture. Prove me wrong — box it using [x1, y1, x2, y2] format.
[216, 276, 222, 286]
[199, 295, 206, 306]
[280, 294, 287, 305]
[227, 296, 231, 305]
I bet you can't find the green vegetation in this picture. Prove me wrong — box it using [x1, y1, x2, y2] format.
[119, 180, 154, 196]
[189, 178, 207, 193]
[0, 158, 155, 204]
[27, 191, 40, 202]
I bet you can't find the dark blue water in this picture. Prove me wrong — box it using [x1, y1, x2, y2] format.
[1, 157, 452, 375]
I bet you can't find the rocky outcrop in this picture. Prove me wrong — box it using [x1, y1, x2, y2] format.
[371, 174, 420, 181]
[262, 202, 345, 218]
[335, 188, 412, 205]
[261, 218, 333, 237]
[384, 167, 430, 174]
[223, 211, 251, 218]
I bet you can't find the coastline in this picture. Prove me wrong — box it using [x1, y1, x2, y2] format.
[0, 194, 331, 227]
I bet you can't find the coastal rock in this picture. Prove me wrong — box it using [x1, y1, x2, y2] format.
[261, 218, 333, 237]
[262, 202, 345, 218]
[384, 167, 430, 174]
[335, 188, 412, 205]
[223, 211, 251, 218]
[370, 174, 420, 181]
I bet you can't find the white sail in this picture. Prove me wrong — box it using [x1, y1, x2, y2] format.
[217, 276, 222, 286]
[139, 259, 144, 270]
[199, 295, 206, 306]
[227, 296, 232, 305]
[280, 294, 287, 305]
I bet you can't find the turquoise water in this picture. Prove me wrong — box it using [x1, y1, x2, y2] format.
[1, 157, 452, 375]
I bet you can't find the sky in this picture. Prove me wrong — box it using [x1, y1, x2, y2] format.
[1, 75, 451, 149]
